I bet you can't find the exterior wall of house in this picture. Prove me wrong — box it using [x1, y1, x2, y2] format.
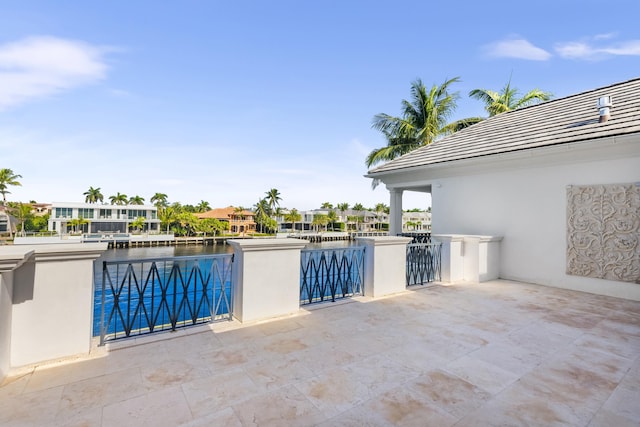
[431, 154, 640, 300]
[0, 270, 13, 379]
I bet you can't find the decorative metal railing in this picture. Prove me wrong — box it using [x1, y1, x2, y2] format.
[97, 254, 233, 345]
[300, 246, 365, 305]
[406, 242, 442, 286]
[399, 232, 431, 244]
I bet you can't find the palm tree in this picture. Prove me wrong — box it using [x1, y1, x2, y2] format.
[374, 203, 388, 230]
[337, 202, 349, 225]
[109, 193, 128, 205]
[196, 200, 211, 213]
[129, 195, 145, 205]
[158, 206, 176, 233]
[284, 208, 302, 233]
[83, 186, 104, 204]
[469, 77, 552, 117]
[367, 77, 482, 168]
[128, 216, 146, 233]
[4, 202, 32, 237]
[327, 210, 338, 231]
[150, 193, 169, 208]
[253, 198, 270, 233]
[320, 202, 333, 209]
[352, 203, 365, 212]
[265, 188, 282, 215]
[68, 217, 88, 234]
[312, 214, 328, 232]
[0, 168, 22, 205]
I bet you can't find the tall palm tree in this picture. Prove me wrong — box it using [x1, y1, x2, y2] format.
[150, 193, 169, 208]
[469, 77, 552, 117]
[367, 77, 481, 168]
[337, 202, 349, 224]
[374, 203, 388, 230]
[253, 198, 270, 233]
[196, 200, 211, 213]
[327, 210, 338, 231]
[284, 208, 302, 233]
[129, 195, 145, 205]
[158, 206, 176, 233]
[83, 186, 104, 204]
[320, 202, 333, 209]
[109, 193, 128, 205]
[0, 168, 22, 205]
[14, 203, 33, 237]
[265, 188, 282, 214]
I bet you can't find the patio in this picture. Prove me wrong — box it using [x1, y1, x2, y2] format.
[1, 279, 639, 426]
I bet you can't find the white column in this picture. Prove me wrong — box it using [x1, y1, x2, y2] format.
[389, 188, 404, 236]
[0, 248, 34, 381]
[229, 238, 308, 323]
[10, 244, 107, 367]
[432, 234, 464, 283]
[356, 236, 412, 298]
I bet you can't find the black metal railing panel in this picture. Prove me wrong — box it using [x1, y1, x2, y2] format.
[98, 254, 233, 344]
[406, 242, 442, 286]
[398, 232, 431, 244]
[300, 246, 365, 305]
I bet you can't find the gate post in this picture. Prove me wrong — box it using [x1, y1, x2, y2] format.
[356, 236, 412, 298]
[229, 238, 308, 323]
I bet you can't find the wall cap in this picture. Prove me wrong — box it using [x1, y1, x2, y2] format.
[0, 248, 35, 272]
[26, 243, 108, 262]
[228, 238, 309, 252]
[356, 236, 413, 246]
[433, 234, 503, 243]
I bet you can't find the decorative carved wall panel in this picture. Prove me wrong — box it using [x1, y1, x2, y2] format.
[567, 183, 640, 283]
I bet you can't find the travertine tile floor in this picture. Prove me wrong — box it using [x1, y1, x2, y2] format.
[1, 280, 639, 426]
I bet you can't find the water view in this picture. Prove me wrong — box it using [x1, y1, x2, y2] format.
[92, 240, 358, 338]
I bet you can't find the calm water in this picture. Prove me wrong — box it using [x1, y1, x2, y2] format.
[93, 239, 355, 264]
[92, 240, 357, 337]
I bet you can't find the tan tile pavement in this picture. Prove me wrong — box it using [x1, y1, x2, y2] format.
[1, 280, 639, 426]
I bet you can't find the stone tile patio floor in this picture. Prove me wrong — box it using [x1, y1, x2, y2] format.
[1, 279, 639, 426]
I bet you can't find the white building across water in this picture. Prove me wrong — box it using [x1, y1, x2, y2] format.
[47, 202, 161, 234]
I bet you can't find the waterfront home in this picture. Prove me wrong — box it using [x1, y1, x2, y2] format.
[367, 77, 640, 300]
[47, 202, 161, 234]
[0, 206, 14, 235]
[196, 206, 256, 234]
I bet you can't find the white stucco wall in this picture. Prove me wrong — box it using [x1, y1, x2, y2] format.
[431, 155, 640, 300]
[229, 239, 308, 323]
[10, 244, 106, 368]
[0, 270, 13, 379]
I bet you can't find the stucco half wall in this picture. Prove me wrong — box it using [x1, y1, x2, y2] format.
[430, 150, 640, 301]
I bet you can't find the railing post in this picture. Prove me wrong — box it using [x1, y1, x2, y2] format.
[432, 235, 464, 283]
[228, 238, 308, 323]
[432, 234, 502, 283]
[356, 236, 412, 298]
[10, 244, 107, 367]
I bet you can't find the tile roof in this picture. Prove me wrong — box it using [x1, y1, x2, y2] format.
[368, 77, 640, 175]
[196, 206, 255, 220]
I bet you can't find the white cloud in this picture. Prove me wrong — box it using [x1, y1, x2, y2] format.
[555, 35, 640, 59]
[0, 36, 109, 110]
[483, 38, 551, 61]
[593, 32, 617, 41]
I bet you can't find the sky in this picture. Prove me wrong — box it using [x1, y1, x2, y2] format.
[1, 0, 639, 211]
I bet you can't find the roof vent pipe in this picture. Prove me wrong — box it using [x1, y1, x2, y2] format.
[596, 95, 613, 123]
